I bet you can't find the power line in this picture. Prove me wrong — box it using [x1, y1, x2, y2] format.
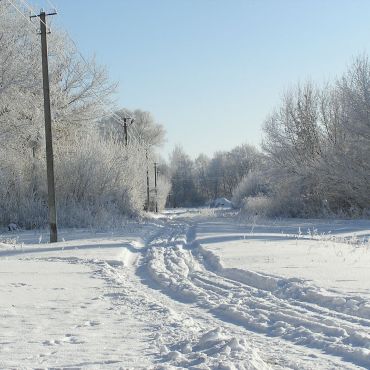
[8, 0, 144, 147]
[45, 0, 57, 12]
[4, 0, 147, 151]
[38, 1, 152, 149]
[50, 2, 151, 152]
[4, 0, 39, 32]
[1, 0, 46, 127]
[1, 1, 56, 124]
[4, 1, 156, 214]
[18, 0, 49, 29]
[4, 0, 155, 210]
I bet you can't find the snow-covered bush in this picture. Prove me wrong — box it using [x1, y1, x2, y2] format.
[0, 131, 151, 228]
[0, 145, 47, 228]
[232, 171, 269, 208]
[54, 132, 147, 227]
[242, 196, 272, 217]
[156, 177, 172, 211]
[239, 178, 304, 218]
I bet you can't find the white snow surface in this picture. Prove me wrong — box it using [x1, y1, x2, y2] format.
[1, 210, 370, 369]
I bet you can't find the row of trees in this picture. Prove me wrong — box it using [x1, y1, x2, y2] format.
[166, 144, 262, 207]
[0, 3, 169, 228]
[167, 55, 370, 218]
[234, 55, 370, 217]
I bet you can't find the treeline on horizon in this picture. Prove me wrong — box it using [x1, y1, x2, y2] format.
[168, 55, 370, 218]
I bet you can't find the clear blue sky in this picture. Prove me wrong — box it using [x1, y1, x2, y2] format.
[39, 0, 370, 158]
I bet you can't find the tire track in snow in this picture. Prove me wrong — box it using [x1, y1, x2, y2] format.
[145, 221, 370, 369]
[32, 244, 272, 368]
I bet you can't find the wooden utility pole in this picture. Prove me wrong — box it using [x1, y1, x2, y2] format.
[123, 117, 134, 146]
[31, 10, 58, 242]
[146, 150, 150, 211]
[154, 162, 158, 213]
[123, 118, 128, 146]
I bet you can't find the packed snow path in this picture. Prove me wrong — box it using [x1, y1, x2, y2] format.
[1, 212, 369, 369]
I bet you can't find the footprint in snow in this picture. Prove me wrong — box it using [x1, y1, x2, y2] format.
[10, 282, 29, 287]
[76, 320, 100, 328]
[62, 334, 84, 344]
[84, 320, 100, 326]
[42, 339, 61, 346]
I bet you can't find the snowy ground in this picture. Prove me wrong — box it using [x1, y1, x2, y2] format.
[1, 210, 370, 369]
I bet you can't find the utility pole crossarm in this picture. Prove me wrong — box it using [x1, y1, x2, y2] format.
[30, 10, 57, 33]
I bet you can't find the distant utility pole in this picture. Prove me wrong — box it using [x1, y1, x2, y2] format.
[146, 150, 150, 211]
[123, 118, 128, 146]
[31, 10, 58, 243]
[123, 117, 134, 146]
[154, 162, 158, 213]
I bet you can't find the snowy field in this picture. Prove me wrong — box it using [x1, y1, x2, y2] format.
[1, 210, 370, 369]
[197, 216, 370, 297]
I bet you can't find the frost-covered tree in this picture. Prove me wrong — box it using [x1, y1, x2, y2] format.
[0, 2, 115, 153]
[263, 82, 322, 172]
[168, 146, 201, 207]
[100, 108, 165, 148]
[242, 55, 370, 218]
[167, 144, 262, 207]
[319, 55, 370, 212]
[0, 4, 167, 228]
[193, 154, 212, 202]
[261, 82, 325, 215]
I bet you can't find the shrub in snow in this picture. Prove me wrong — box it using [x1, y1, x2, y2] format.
[7, 223, 18, 231]
[54, 132, 148, 227]
[232, 171, 269, 208]
[0, 129, 167, 228]
[0, 145, 47, 228]
[243, 196, 272, 217]
[146, 176, 171, 212]
[235, 169, 317, 218]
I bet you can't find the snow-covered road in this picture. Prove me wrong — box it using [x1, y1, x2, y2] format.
[1, 211, 369, 369]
